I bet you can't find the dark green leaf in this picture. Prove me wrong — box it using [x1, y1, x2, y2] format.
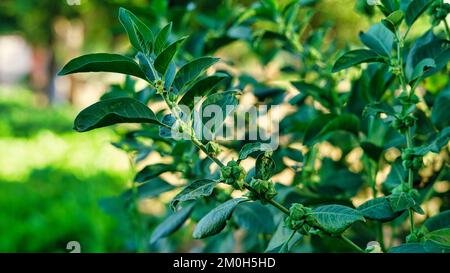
[134, 163, 178, 182]
[170, 179, 218, 210]
[74, 98, 161, 132]
[58, 53, 146, 80]
[136, 52, 158, 82]
[233, 202, 276, 233]
[357, 197, 401, 222]
[332, 49, 386, 72]
[359, 23, 394, 57]
[388, 243, 427, 253]
[405, 0, 433, 26]
[409, 58, 435, 82]
[313, 205, 365, 234]
[432, 89, 450, 129]
[424, 211, 450, 232]
[413, 127, 450, 155]
[265, 222, 302, 253]
[193, 198, 247, 239]
[174, 57, 220, 92]
[179, 74, 227, 107]
[119, 8, 154, 53]
[154, 22, 172, 55]
[388, 192, 416, 212]
[238, 143, 273, 161]
[424, 228, 450, 248]
[154, 36, 188, 75]
[150, 203, 195, 244]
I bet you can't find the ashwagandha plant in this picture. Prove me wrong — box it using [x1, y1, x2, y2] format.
[59, 0, 449, 253]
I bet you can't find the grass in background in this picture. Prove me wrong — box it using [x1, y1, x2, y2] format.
[0, 87, 131, 252]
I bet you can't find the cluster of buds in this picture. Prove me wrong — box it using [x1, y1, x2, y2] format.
[429, 1, 450, 26]
[155, 79, 165, 95]
[388, 59, 402, 75]
[247, 178, 277, 203]
[205, 141, 222, 157]
[220, 160, 246, 190]
[392, 183, 420, 201]
[284, 203, 318, 235]
[401, 148, 423, 171]
[406, 229, 425, 243]
[392, 114, 416, 133]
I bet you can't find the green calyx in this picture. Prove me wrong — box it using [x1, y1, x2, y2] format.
[401, 148, 423, 171]
[247, 178, 277, 203]
[393, 114, 416, 133]
[284, 203, 317, 235]
[406, 229, 425, 243]
[392, 183, 420, 200]
[205, 141, 222, 157]
[220, 160, 246, 190]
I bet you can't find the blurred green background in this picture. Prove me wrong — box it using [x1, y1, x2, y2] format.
[0, 0, 443, 252]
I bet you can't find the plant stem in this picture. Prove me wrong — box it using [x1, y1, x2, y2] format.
[340, 234, 365, 253]
[444, 19, 450, 40]
[396, 28, 416, 236]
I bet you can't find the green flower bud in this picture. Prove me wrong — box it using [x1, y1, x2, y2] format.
[205, 141, 222, 157]
[248, 178, 277, 202]
[220, 160, 246, 190]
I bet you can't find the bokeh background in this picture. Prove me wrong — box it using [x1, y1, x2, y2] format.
[0, 0, 446, 252]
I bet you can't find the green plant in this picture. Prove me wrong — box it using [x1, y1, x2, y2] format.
[59, 1, 449, 253]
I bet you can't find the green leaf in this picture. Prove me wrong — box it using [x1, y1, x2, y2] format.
[58, 53, 146, 80]
[150, 203, 195, 244]
[381, 10, 405, 33]
[313, 205, 365, 234]
[154, 22, 172, 55]
[255, 152, 275, 180]
[178, 74, 227, 107]
[388, 243, 427, 253]
[405, 0, 433, 26]
[121, 178, 175, 200]
[303, 114, 360, 145]
[170, 179, 218, 210]
[388, 192, 416, 212]
[173, 57, 220, 92]
[154, 36, 188, 75]
[199, 90, 239, 139]
[361, 141, 384, 162]
[424, 211, 450, 232]
[134, 163, 178, 182]
[238, 143, 273, 161]
[357, 197, 401, 222]
[119, 7, 154, 53]
[265, 222, 302, 253]
[193, 198, 247, 239]
[413, 127, 450, 155]
[432, 90, 450, 129]
[359, 23, 394, 57]
[332, 49, 386, 72]
[136, 52, 159, 82]
[424, 228, 450, 248]
[73, 98, 161, 132]
[409, 58, 435, 82]
[233, 202, 276, 233]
